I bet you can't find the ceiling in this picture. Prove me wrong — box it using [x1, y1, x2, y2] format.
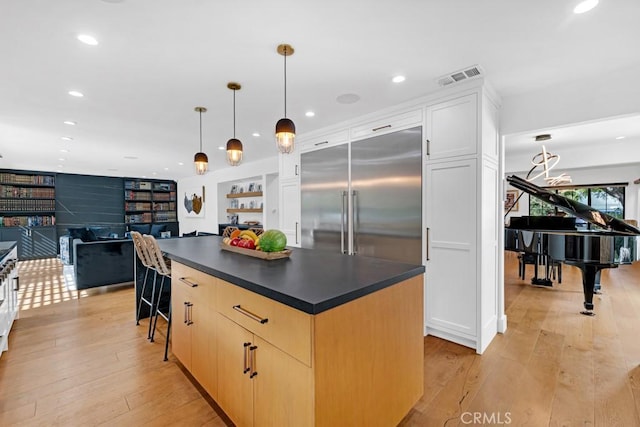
[2, 0, 640, 180]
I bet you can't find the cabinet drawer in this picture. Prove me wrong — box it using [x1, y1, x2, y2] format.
[216, 279, 312, 366]
[350, 109, 423, 141]
[171, 262, 216, 303]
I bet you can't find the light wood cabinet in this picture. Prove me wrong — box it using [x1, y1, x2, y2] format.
[216, 313, 313, 427]
[171, 260, 424, 427]
[170, 263, 217, 399]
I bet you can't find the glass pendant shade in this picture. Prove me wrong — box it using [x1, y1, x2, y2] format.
[194, 151, 208, 175]
[275, 44, 295, 154]
[193, 106, 208, 175]
[275, 117, 296, 154]
[226, 138, 243, 166]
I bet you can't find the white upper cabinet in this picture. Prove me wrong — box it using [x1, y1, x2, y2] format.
[279, 148, 300, 182]
[350, 110, 422, 141]
[426, 93, 478, 160]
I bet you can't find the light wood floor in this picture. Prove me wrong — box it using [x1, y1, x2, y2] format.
[1, 254, 640, 426]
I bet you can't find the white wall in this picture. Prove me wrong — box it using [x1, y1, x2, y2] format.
[178, 156, 278, 235]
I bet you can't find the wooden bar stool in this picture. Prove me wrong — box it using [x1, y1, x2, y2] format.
[143, 234, 172, 361]
[132, 231, 157, 337]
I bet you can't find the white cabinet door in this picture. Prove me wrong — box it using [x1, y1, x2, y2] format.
[426, 93, 478, 160]
[279, 150, 300, 182]
[280, 180, 300, 247]
[350, 109, 422, 141]
[425, 158, 477, 339]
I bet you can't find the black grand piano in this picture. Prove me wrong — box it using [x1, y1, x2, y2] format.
[505, 175, 640, 315]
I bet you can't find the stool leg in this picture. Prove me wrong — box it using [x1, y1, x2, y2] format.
[150, 275, 166, 343]
[164, 306, 172, 361]
[147, 270, 158, 340]
[136, 267, 150, 325]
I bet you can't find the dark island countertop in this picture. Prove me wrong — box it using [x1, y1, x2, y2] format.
[159, 235, 425, 315]
[0, 241, 18, 262]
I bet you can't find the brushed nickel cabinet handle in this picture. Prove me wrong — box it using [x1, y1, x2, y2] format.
[233, 305, 269, 324]
[14, 276, 19, 291]
[183, 302, 188, 323]
[314, 140, 329, 146]
[372, 124, 391, 132]
[426, 139, 431, 156]
[295, 164, 299, 176]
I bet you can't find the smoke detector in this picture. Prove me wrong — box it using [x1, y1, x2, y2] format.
[436, 64, 484, 87]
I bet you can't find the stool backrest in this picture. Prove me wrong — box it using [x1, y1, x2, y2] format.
[131, 231, 154, 269]
[143, 234, 171, 277]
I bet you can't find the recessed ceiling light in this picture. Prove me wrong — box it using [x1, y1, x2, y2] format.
[336, 93, 360, 104]
[77, 34, 98, 46]
[58, 158, 66, 161]
[574, 0, 599, 14]
[63, 120, 76, 126]
[615, 136, 625, 140]
[178, 162, 184, 166]
[305, 111, 315, 117]
[218, 146, 225, 150]
[60, 149, 69, 153]
[68, 90, 84, 97]
[392, 75, 406, 83]
[164, 167, 169, 171]
[252, 132, 260, 137]
[61, 136, 73, 141]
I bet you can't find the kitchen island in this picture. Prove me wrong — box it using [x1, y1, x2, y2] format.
[159, 235, 425, 426]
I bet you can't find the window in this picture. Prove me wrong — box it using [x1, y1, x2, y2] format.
[529, 184, 626, 228]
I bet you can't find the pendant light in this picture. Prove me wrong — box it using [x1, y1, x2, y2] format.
[193, 106, 208, 175]
[275, 43, 295, 154]
[226, 82, 243, 166]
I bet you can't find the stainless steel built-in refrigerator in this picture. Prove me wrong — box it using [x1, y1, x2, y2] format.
[301, 126, 422, 264]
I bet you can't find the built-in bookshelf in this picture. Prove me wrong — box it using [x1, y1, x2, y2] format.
[124, 179, 177, 224]
[0, 172, 56, 227]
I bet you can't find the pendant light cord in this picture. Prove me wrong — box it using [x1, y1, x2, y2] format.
[284, 46, 287, 118]
[199, 109, 203, 151]
[233, 89, 237, 138]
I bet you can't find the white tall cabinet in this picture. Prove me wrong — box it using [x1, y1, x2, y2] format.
[279, 79, 502, 353]
[424, 85, 501, 353]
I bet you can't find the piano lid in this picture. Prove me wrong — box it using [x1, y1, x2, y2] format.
[506, 175, 640, 236]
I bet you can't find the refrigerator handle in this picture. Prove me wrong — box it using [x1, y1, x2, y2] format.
[341, 191, 347, 254]
[352, 190, 358, 255]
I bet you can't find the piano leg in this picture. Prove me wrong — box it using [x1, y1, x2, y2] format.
[571, 263, 617, 316]
[579, 264, 598, 316]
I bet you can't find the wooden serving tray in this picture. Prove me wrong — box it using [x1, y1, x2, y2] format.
[220, 244, 291, 260]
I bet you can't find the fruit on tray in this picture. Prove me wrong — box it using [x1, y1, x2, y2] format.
[259, 229, 287, 252]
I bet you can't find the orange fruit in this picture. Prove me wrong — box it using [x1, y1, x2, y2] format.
[230, 229, 241, 239]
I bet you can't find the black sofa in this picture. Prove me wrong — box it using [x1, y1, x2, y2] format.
[73, 238, 134, 290]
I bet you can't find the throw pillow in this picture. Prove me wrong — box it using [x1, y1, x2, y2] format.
[68, 227, 88, 241]
[129, 224, 151, 235]
[151, 224, 167, 237]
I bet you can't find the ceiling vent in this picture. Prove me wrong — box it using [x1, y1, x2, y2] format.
[436, 64, 484, 87]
